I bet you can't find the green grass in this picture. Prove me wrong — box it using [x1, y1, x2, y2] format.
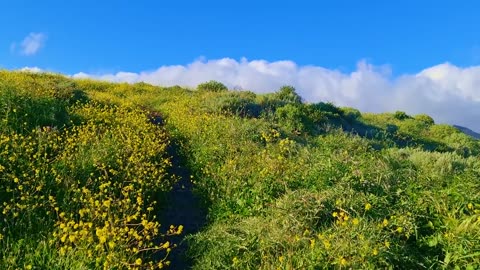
[1, 71, 479, 269]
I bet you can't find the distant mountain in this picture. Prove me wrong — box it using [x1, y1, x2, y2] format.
[453, 125, 480, 139]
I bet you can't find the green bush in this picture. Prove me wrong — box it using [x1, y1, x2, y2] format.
[197, 80, 228, 92]
[275, 85, 302, 104]
[204, 91, 262, 118]
[341, 107, 362, 122]
[393, 111, 411, 120]
[275, 104, 306, 133]
[314, 102, 343, 116]
[386, 124, 399, 134]
[415, 114, 435, 125]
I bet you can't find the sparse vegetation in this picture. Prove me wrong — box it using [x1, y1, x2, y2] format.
[1, 72, 479, 269]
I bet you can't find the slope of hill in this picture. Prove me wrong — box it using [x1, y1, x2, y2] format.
[454, 125, 480, 139]
[1, 72, 479, 269]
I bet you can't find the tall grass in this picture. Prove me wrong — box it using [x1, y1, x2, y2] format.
[1, 72, 479, 269]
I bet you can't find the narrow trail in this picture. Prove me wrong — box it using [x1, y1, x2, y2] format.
[161, 145, 207, 269]
[150, 112, 207, 270]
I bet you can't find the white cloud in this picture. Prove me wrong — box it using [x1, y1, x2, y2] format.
[13, 33, 47, 56]
[66, 58, 480, 132]
[19, 66, 43, 73]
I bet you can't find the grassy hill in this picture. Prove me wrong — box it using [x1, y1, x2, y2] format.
[1, 71, 479, 269]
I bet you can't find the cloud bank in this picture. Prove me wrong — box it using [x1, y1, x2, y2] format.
[57, 58, 471, 132]
[11, 33, 47, 56]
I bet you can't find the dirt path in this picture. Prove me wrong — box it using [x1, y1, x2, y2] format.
[148, 111, 207, 269]
[158, 144, 207, 269]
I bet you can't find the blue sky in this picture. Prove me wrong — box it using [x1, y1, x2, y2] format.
[1, 0, 478, 73]
[2, 1, 480, 130]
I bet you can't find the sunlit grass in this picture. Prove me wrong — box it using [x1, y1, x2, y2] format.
[1, 71, 479, 269]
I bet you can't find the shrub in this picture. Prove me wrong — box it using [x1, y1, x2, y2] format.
[314, 102, 343, 116]
[197, 80, 228, 92]
[208, 92, 262, 118]
[275, 85, 302, 104]
[341, 107, 362, 122]
[275, 104, 306, 133]
[415, 114, 435, 125]
[393, 111, 411, 120]
[386, 124, 398, 134]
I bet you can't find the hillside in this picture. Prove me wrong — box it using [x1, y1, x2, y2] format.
[454, 125, 480, 140]
[1, 71, 479, 269]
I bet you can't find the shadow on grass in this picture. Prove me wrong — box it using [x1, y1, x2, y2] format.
[149, 112, 207, 270]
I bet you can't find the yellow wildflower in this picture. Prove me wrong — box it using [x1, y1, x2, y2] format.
[103, 200, 111, 208]
[69, 235, 76, 243]
[161, 241, 170, 249]
[365, 203, 372, 211]
[382, 219, 388, 227]
[177, 225, 184, 234]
